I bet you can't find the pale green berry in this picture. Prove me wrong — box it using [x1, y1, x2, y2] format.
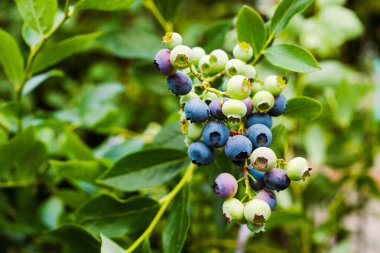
[203, 91, 218, 104]
[225, 59, 246, 77]
[191, 47, 206, 65]
[252, 81, 265, 94]
[209, 49, 229, 72]
[250, 147, 277, 172]
[180, 92, 199, 106]
[233, 42, 253, 62]
[170, 45, 193, 69]
[222, 99, 247, 121]
[246, 222, 266, 234]
[244, 199, 271, 226]
[263, 75, 286, 96]
[222, 198, 245, 223]
[162, 32, 182, 49]
[287, 157, 312, 181]
[227, 75, 252, 100]
[198, 55, 213, 75]
[252, 91, 275, 113]
[186, 122, 203, 141]
[244, 65, 257, 82]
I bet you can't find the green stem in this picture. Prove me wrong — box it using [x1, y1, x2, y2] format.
[249, 35, 274, 66]
[143, 0, 172, 32]
[125, 163, 196, 253]
[190, 65, 205, 82]
[243, 159, 251, 199]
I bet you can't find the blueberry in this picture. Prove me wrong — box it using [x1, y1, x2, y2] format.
[187, 141, 215, 166]
[213, 173, 238, 199]
[242, 97, 253, 117]
[246, 113, 272, 129]
[244, 199, 271, 226]
[226, 75, 252, 100]
[268, 94, 287, 116]
[209, 98, 229, 120]
[263, 75, 286, 96]
[233, 42, 253, 62]
[167, 71, 193, 95]
[191, 47, 206, 65]
[225, 59, 246, 77]
[250, 147, 277, 172]
[203, 91, 218, 105]
[179, 91, 199, 106]
[202, 121, 230, 147]
[255, 190, 277, 211]
[162, 32, 182, 49]
[222, 198, 244, 222]
[248, 166, 265, 191]
[198, 55, 214, 75]
[154, 49, 176, 76]
[264, 168, 290, 191]
[184, 99, 210, 122]
[170, 45, 193, 69]
[222, 99, 247, 121]
[244, 64, 257, 82]
[252, 91, 275, 113]
[186, 122, 203, 141]
[246, 124, 272, 148]
[209, 49, 229, 72]
[224, 135, 252, 161]
[287, 157, 312, 181]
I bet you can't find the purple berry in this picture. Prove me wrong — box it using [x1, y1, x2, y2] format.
[264, 168, 290, 191]
[154, 49, 176, 76]
[224, 135, 252, 161]
[248, 166, 265, 191]
[268, 93, 287, 116]
[202, 121, 230, 148]
[209, 98, 229, 120]
[213, 173, 238, 199]
[255, 189, 277, 211]
[167, 71, 193, 95]
[187, 141, 215, 166]
[242, 97, 253, 117]
[246, 124, 272, 148]
[184, 99, 210, 123]
[246, 113, 272, 129]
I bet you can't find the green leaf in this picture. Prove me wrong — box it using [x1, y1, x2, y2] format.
[201, 19, 233, 53]
[32, 32, 101, 73]
[101, 234, 124, 253]
[50, 160, 106, 182]
[151, 121, 186, 151]
[71, 194, 159, 237]
[98, 149, 188, 191]
[266, 210, 306, 230]
[284, 96, 322, 120]
[22, 23, 42, 47]
[163, 186, 190, 253]
[270, 0, 314, 35]
[49, 224, 100, 253]
[22, 69, 64, 96]
[76, 0, 136, 11]
[155, 0, 184, 21]
[264, 44, 320, 73]
[236, 5, 267, 56]
[63, 129, 94, 160]
[39, 196, 64, 229]
[0, 29, 24, 86]
[15, 0, 57, 35]
[269, 124, 288, 158]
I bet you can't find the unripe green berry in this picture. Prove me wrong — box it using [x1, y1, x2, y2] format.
[246, 222, 266, 234]
[233, 42, 253, 62]
[244, 199, 271, 226]
[170, 45, 193, 69]
[263, 75, 286, 96]
[222, 99, 247, 121]
[244, 65, 257, 82]
[225, 59, 246, 77]
[191, 47, 206, 65]
[198, 55, 213, 75]
[222, 198, 245, 223]
[227, 75, 252, 100]
[203, 91, 218, 104]
[209, 49, 229, 72]
[162, 32, 182, 49]
[250, 147, 277, 172]
[186, 122, 203, 141]
[252, 81, 265, 94]
[252, 91, 275, 113]
[180, 92, 199, 106]
[287, 157, 312, 181]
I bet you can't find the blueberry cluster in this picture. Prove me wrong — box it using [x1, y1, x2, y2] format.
[154, 32, 312, 233]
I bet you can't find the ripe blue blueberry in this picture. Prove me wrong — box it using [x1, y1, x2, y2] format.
[224, 135, 253, 161]
[268, 93, 287, 116]
[246, 113, 272, 129]
[202, 121, 230, 147]
[246, 124, 272, 148]
[222, 198, 244, 222]
[154, 49, 176, 76]
[167, 71, 193, 95]
[209, 98, 229, 120]
[250, 147, 277, 172]
[213, 173, 238, 199]
[242, 97, 253, 117]
[264, 168, 291, 191]
[255, 189, 277, 211]
[184, 99, 210, 122]
[188, 141, 215, 166]
[248, 165, 265, 191]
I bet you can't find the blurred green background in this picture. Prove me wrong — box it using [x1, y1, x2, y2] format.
[0, 0, 380, 252]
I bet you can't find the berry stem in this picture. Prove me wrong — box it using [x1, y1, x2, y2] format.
[249, 35, 274, 66]
[205, 71, 225, 83]
[125, 162, 196, 253]
[243, 159, 251, 199]
[190, 65, 205, 82]
[143, 0, 173, 32]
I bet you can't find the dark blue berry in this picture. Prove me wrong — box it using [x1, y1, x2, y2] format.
[202, 121, 230, 147]
[209, 98, 229, 120]
[184, 99, 210, 122]
[268, 93, 287, 116]
[167, 71, 193, 95]
[248, 165, 265, 191]
[255, 189, 277, 211]
[264, 168, 290, 191]
[246, 113, 272, 128]
[224, 135, 252, 161]
[187, 141, 215, 166]
[154, 49, 176, 76]
[246, 124, 272, 148]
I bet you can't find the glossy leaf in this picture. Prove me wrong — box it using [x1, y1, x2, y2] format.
[76, 0, 136, 11]
[163, 186, 190, 253]
[151, 121, 186, 151]
[50, 160, 106, 182]
[32, 32, 101, 73]
[284, 96, 322, 120]
[39, 196, 64, 229]
[98, 149, 188, 191]
[156, 0, 184, 21]
[101, 234, 124, 253]
[269, 124, 288, 158]
[71, 194, 159, 237]
[63, 129, 94, 160]
[270, 0, 314, 35]
[264, 44, 320, 73]
[0, 29, 24, 86]
[22, 69, 64, 96]
[236, 5, 267, 56]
